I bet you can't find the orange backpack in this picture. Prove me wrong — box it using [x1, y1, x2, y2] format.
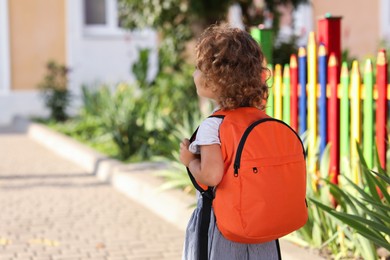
[187, 107, 308, 256]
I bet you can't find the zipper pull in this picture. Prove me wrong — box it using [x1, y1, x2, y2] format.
[253, 167, 258, 174]
[234, 165, 239, 177]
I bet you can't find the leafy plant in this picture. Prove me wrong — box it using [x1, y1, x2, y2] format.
[342, 49, 357, 68]
[154, 109, 203, 194]
[132, 48, 151, 89]
[287, 142, 341, 257]
[285, 134, 388, 259]
[118, 0, 193, 72]
[309, 144, 390, 259]
[273, 36, 299, 66]
[80, 85, 111, 117]
[312, 146, 390, 259]
[38, 61, 71, 121]
[95, 83, 149, 161]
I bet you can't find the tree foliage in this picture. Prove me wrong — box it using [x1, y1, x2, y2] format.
[118, 0, 309, 65]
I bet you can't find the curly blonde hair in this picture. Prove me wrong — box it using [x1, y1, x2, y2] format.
[195, 24, 269, 110]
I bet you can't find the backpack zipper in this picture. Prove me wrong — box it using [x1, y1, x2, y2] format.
[233, 118, 305, 177]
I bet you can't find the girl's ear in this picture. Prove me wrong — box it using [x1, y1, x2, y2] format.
[209, 81, 219, 93]
[211, 85, 220, 93]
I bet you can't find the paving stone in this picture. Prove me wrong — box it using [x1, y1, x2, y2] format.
[0, 252, 16, 258]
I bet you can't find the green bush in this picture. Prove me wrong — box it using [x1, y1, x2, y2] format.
[50, 46, 199, 162]
[98, 84, 152, 161]
[155, 109, 203, 194]
[310, 145, 390, 259]
[285, 136, 343, 257]
[38, 61, 71, 122]
[273, 37, 298, 66]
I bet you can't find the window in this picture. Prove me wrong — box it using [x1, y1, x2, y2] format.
[84, 0, 106, 25]
[83, 0, 124, 36]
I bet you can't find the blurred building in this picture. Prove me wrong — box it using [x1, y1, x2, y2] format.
[292, 0, 389, 59]
[311, 0, 389, 59]
[1, 0, 388, 125]
[0, 0, 157, 125]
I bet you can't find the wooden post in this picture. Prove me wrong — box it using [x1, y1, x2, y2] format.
[298, 47, 308, 135]
[376, 50, 388, 170]
[318, 45, 327, 158]
[274, 64, 283, 120]
[318, 14, 342, 146]
[318, 14, 342, 80]
[340, 62, 350, 173]
[290, 54, 299, 132]
[307, 32, 318, 175]
[266, 64, 274, 117]
[283, 64, 291, 125]
[363, 59, 374, 168]
[328, 54, 339, 184]
[251, 27, 274, 65]
[350, 60, 361, 184]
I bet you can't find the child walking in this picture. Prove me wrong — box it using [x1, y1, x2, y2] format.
[179, 25, 282, 260]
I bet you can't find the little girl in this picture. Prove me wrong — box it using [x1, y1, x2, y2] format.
[179, 25, 281, 260]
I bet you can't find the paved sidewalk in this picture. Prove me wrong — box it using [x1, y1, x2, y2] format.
[0, 129, 184, 260]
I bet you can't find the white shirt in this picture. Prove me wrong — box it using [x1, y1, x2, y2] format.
[189, 117, 223, 154]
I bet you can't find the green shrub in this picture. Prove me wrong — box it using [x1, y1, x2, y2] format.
[132, 48, 150, 89]
[93, 83, 148, 161]
[80, 85, 111, 117]
[155, 109, 203, 194]
[286, 137, 343, 258]
[310, 145, 390, 260]
[38, 61, 71, 122]
[273, 37, 298, 66]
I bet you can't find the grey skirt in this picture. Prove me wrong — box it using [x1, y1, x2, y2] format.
[182, 195, 281, 260]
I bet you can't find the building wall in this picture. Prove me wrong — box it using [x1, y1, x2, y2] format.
[0, 0, 157, 125]
[9, 0, 66, 90]
[66, 0, 158, 99]
[311, 0, 380, 59]
[379, 0, 390, 43]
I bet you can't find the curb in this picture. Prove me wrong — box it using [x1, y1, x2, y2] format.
[16, 117, 324, 260]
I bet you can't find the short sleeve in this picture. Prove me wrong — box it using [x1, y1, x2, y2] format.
[189, 117, 223, 154]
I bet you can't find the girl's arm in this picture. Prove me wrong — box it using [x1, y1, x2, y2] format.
[180, 139, 224, 187]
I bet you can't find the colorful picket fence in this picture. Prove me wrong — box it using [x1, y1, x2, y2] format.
[265, 33, 389, 185]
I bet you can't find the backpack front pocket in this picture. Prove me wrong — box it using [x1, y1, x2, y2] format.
[239, 157, 307, 239]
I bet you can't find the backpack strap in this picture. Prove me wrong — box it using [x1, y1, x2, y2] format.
[186, 113, 225, 260]
[186, 113, 225, 192]
[276, 239, 282, 260]
[198, 188, 213, 260]
[186, 127, 209, 193]
[186, 126, 213, 260]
